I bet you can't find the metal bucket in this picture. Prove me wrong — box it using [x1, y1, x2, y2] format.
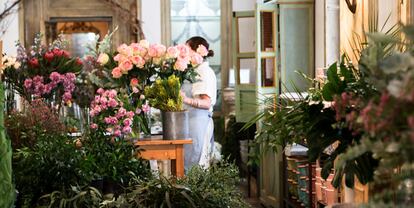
[161, 111, 189, 140]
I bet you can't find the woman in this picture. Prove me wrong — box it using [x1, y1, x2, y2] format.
[181, 36, 217, 170]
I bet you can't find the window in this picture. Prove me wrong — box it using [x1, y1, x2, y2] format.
[170, 0, 221, 111]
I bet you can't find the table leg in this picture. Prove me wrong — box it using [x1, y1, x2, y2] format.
[171, 159, 177, 176]
[176, 145, 184, 178]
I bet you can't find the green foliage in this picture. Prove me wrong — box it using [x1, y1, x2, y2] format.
[37, 161, 250, 208]
[78, 131, 151, 186]
[145, 75, 183, 112]
[13, 134, 84, 207]
[38, 186, 104, 208]
[0, 83, 15, 208]
[12, 123, 150, 207]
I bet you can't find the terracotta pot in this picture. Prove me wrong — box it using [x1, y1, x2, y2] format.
[326, 188, 338, 205]
[315, 182, 322, 201]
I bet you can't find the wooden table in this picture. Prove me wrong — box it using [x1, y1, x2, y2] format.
[135, 137, 192, 178]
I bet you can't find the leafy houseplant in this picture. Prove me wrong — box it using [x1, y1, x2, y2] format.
[145, 75, 189, 140]
[39, 161, 250, 208]
[0, 82, 15, 208]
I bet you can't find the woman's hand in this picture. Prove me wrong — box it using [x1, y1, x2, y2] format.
[180, 91, 190, 105]
[181, 91, 211, 110]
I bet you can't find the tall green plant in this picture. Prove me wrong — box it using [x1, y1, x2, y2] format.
[0, 83, 15, 207]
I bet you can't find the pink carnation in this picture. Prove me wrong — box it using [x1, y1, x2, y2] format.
[24, 79, 32, 89]
[90, 123, 98, 129]
[123, 118, 132, 126]
[113, 130, 122, 137]
[117, 107, 127, 117]
[122, 126, 132, 134]
[108, 98, 118, 108]
[142, 104, 150, 113]
[97, 88, 105, 95]
[107, 89, 117, 98]
[50, 72, 62, 82]
[127, 111, 135, 118]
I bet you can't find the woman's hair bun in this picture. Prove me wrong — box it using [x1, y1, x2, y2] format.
[207, 49, 214, 57]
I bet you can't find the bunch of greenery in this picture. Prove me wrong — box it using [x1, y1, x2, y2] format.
[246, 23, 414, 206]
[78, 130, 151, 190]
[13, 134, 84, 207]
[0, 83, 14, 208]
[39, 161, 250, 208]
[144, 75, 183, 112]
[112, 161, 249, 208]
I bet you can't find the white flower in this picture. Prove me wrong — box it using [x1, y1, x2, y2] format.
[1, 55, 20, 73]
[97, 53, 109, 65]
[13, 62, 21, 69]
[387, 79, 403, 97]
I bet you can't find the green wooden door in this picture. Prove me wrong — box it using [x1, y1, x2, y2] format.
[255, 3, 281, 207]
[233, 11, 256, 123]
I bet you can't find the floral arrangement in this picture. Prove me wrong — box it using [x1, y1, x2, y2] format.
[83, 34, 208, 134]
[89, 88, 148, 138]
[2, 34, 82, 106]
[109, 40, 206, 84]
[144, 75, 183, 112]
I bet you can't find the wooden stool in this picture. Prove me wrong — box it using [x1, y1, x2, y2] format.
[135, 136, 192, 178]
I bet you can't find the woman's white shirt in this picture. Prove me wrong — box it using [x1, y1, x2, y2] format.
[191, 61, 217, 112]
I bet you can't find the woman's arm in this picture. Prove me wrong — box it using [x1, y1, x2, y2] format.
[181, 92, 211, 110]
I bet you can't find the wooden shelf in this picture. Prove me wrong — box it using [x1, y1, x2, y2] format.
[282, 152, 315, 208]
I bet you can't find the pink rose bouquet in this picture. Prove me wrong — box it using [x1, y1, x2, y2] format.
[111, 40, 208, 84]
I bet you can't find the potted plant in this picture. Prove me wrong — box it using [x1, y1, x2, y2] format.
[144, 75, 189, 140]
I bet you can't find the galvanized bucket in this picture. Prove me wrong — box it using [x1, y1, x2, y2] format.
[161, 111, 189, 140]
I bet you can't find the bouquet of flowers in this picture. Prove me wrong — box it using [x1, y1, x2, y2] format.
[109, 40, 206, 85]
[89, 88, 144, 138]
[144, 75, 183, 112]
[2, 34, 82, 106]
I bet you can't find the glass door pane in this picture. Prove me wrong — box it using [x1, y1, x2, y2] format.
[260, 57, 275, 87]
[238, 17, 256, 53]
[239, 58, 256, 85]
[260, 11, 275, 52]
